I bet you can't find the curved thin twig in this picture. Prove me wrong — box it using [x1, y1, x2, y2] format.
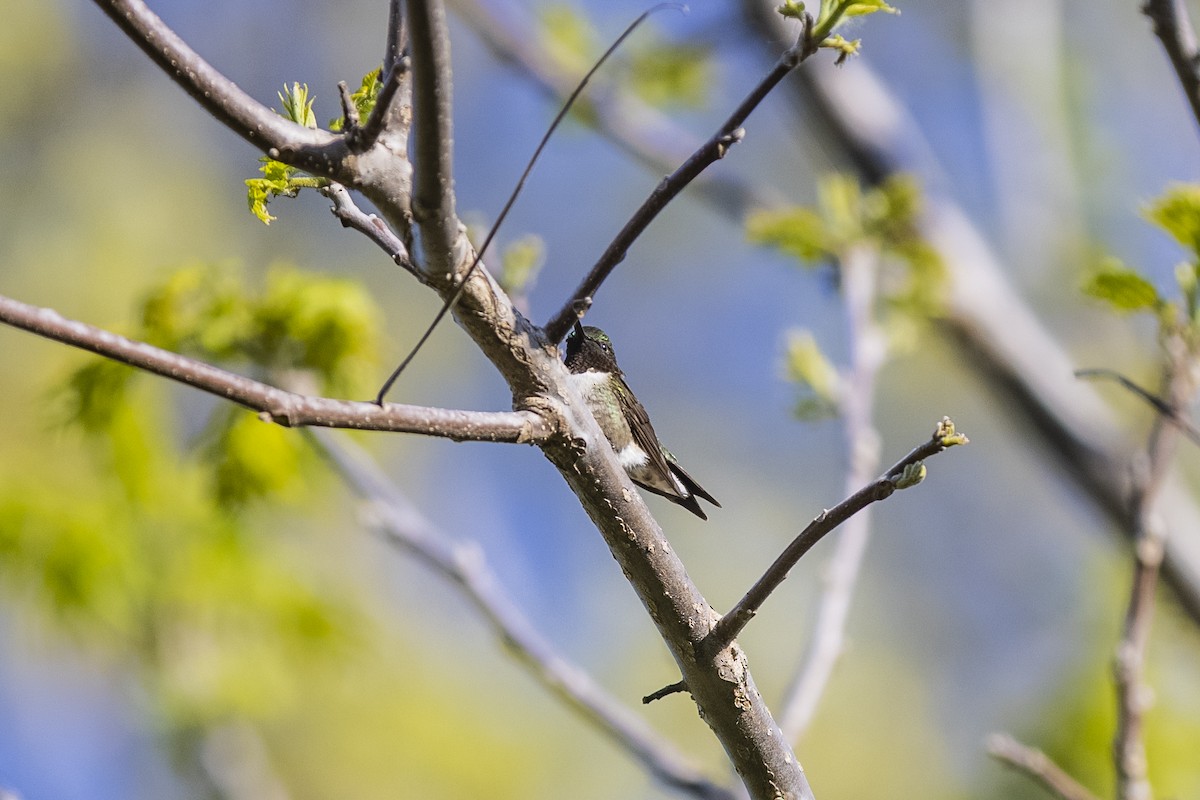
[987, 733, 1100, 800]
[705, 419, 966, 655]
[543, 15, 818, 344]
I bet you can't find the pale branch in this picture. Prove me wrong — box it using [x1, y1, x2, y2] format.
[542, 16, 820, 345]
[323, 183, 416, 273]
[308, 429, 734, 800]
[92, 0, 340, 170]
[1143, 0, 1200, 134]
[705, 419, 966, 655]
[780, 244, 886, 743]
[354, 56, 412, 154]
[406, 0, 462, 271]
[739, 0, 1200, 626]
[1112, 356, 1194, 800]
[446, 0, 781, 218]
[987, 733, 1101, 800]
[0, 293, 550, 443]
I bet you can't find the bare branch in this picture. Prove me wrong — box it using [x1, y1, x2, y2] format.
[385, 0, 407, 78]
[0, 293, 550, 443]
[1111, 350, 1195, 800]
[780, 244, 886, 743]
[543, 18, 820, 344]
[447, 0, 780, 217]
[323, 183, 416, 273]
[705, 419, 966, 655]
[987, 733, 1101, 800]
[309, 429, 734, 800]
[92, 0, 342, 170]
[1143, 0, 1200, 134]
[406, 0, 463, 270]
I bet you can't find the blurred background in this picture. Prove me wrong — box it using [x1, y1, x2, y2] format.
[2, 0, 1200, 798]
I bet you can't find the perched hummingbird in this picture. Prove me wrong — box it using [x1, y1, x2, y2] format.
[564, 322, 720, 520]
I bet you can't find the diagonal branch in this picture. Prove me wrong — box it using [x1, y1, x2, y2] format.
[542, 18, 819, 344]
[1143, 0, 1200, 134]
[0, 293, 550, 443]
[308, 429, 734, 800]
[92, 0, 342, 170]
[987, 733, 1100, 800]
[704, 419, 967, 655]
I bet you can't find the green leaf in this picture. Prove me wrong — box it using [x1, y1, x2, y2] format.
[329, 67, 384, 132]
[246, 158, 300, 225]
[278, 82, 318, 128]
[1083, 260, 1163, 314]
[746, 207, 833, 265]
[1144, 183, 1200, 257]
[499, 234, 546, 296]
[783, 329, 841, 419]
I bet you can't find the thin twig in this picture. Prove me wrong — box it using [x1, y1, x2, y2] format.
[643, 682, 688, 705]
[0, 293, 550, 442]
[987, 733, 1101, 800]
[705, 418, 966, 655]
[447, 0, 780, 217]
[1143, 0, 1200, 135]
[1076, 368, 1200, 446]
[323, 183, 416, 272]
[1111, 352, 1194, 800]
[543, 15, 819, 344]
[780, 244, 886, 743]
[308, 429, 734, 800]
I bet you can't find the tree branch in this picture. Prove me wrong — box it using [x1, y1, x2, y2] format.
[1143, 0, 1200, 134]
[705, 419, 966, 655]
[0, 293, 550, 442]
[987, 733, 1101, 800]
[406, 0, 463, 272]
[446, 0, 781, 218]
[308, 429, 734, 800]
[542, 18, 818, 344]
[780, 244, 886, 743]
[323, 183, 416, 273]
[1111, 348, 1194, 800]
[92, 0, 341, 168]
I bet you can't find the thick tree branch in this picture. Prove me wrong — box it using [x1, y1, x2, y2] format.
[406, 0, 463, 272]
[987, 733, 1101, 800]
[542, 20, 818, 344]
[0, 293, 549, 442]
[706, 419, 966, 655]
[92, 0, 341, 167]
[1143, 0, 1200, 134]
[309, 429, 734, 800]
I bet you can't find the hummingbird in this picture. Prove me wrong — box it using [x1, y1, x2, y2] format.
[564, 322, 720, 520]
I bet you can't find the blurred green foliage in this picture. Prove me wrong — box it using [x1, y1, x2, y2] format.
[748, 173, 943, 418]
